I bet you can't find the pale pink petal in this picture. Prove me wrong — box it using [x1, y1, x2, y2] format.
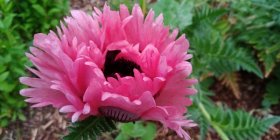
[20, 77, 51, 88]
[60, 105, 76, 113]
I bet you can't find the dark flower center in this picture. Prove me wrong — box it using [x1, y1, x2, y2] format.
[103, 50, 141, 78]
[100, 51, 142, 122]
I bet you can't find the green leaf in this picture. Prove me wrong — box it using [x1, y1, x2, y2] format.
[192, 82, 280, 140]
[191, 33, 263, 78]
[32, 4, 46, 16]
[116, 122, 156, 140]
[262, 66, 280, 108]
[211, 107, 280, 140]
[0, 71, 9, 81]
[199, 116, 209, 140]
[48, 8, 62, 15]
[0, 20, 4, 29]
[109, 0, 135, 10]
[115, 133, 130, 140]
[193, 5, 227, 23]
[17, 112, 26, 121]
[0, 82, 16, 93]
[0, 118, 9, 127]
[63, 116, 116, 140]
[2, 13, 15, 29]
[151, 0, 194, 30]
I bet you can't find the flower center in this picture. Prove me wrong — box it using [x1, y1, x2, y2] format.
[99, 106, 140, 122]
[103, 50, 141, 78]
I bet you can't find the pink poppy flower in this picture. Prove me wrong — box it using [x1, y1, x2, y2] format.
[20, 4, 197, 140]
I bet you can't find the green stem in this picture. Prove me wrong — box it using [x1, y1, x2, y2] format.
[141, 0, 146, 15]
[198, 102, 229, 140]
[211, 123, 229, 140]
[198, 102, 211, 121]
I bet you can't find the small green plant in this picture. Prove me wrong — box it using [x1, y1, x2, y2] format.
[0, 0, 28, 127]
[116, 122, 157, 140]
[13, 0, 69, 40]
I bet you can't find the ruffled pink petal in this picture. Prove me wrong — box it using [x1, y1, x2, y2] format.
[100, 91, 156, 115]
[106, 69, 165, 99]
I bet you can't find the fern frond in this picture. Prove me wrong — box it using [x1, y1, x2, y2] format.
[193, 5, 226, 23]
[198, 116, 209, 140]
[210, 46, 262, 77]
[193, 36, 263, 78]
[219, 72, 241, 99]
[211, 107, 280, 140]
[188, 103, 210, 140]
[191, 82, 280, 140]
[63, 116, 116, 140]
[262, 65, 280, 108]
[262, 80, 280, 108]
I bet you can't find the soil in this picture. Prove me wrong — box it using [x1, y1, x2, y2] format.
[211, 72, 266, 111]
[0, 107, 68, 140]
[0, 1, 279, 140]
[210, 71, 280, 140]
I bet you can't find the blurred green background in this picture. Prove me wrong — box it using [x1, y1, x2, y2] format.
[0, 0, 280, 139]
[0, 0, 69, 127]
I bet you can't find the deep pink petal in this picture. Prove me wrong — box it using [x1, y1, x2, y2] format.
[100, 91, 156, 115]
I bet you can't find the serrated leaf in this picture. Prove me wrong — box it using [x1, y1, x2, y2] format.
[192, 35, 263, 78]
[63, 116, 116, 140]
[211, 107, 280, 140]
[262, 66, 280, 108]
[199, 116, 209, 140]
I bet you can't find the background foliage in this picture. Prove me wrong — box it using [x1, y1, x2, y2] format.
[0, 0, 69, 127]
[153, 0, 280, 139]
[0, 0, 279, 140]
